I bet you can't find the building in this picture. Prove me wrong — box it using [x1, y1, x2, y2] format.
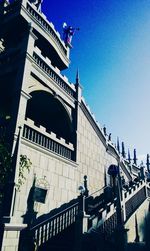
[0, 1, 149, 250]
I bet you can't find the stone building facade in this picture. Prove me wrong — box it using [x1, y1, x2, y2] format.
[0, 1, 148, 251]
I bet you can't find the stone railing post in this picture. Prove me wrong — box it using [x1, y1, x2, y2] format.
[74, 194, 90, 251]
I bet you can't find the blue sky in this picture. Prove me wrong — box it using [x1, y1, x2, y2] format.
[42, 0, 150, 163]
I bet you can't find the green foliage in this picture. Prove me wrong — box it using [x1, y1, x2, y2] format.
[0, 141, 12, 213]
[16, 154, 32, 191]
[0, 142, 12, 186]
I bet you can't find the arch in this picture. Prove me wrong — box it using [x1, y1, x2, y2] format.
[25, 90, 73, 143]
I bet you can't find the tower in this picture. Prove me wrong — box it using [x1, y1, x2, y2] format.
[0, 1, 77, 249]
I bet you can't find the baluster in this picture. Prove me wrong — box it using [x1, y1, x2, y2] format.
[45, 222, 49, 241]
[71, 208, 74, 224]
[28, 127, 32, 140]
[48, 69, 51, 76]
[59, 145, 63, 156]
[54, 142, 57, 152]
[55, 143, 58, 154]
[47, 138, 51, 150]
[53, 218, 56, 236]
[26, 126, 29, 139]
[56, 217, 59, 234]
[51, 141, 54, 151]
[58, 144, 61, 155]
[66, 149, 69, 159]
[40, 134, 43, 146]
[36, 132, 40, 145]
[45, 137, 48, 149]
[42, 225, 46, 244]
[35, 229, 40, 247]
[62, 147, 65, 157]
[38, 134, 41, 145]
[34, 131, 38, 144]
[49, 220, 53, 238]
[38, 226, 42, 246]
[62, 213, 65, 230]
[68, 210, 71, 226]
[23, 125, 27, 138]
[41, 225, 44, 244]
[59, 215, 62, 232]
[30, 128, 34, 142]
[70, 209, 72, 224]
[65, 211, 68, 228]
[68, 150, 71, 160]
[43, 136, 46, 147]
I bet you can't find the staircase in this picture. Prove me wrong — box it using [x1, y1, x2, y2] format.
[30, 202, 79, 248]
[19, 180, 148, 251]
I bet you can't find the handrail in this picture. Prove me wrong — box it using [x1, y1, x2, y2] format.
[28, 182, 147, 247]
[30, 186, 108, 231]
[31, 201, 78, 231]
[85, 185, 109, 200]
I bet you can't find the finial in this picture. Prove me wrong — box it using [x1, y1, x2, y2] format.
[121, 142, 126, 158]
[108, 133, 111, 141]
[117, 137, 120, 154]
[103, 125, 107, 136]
[76, 68, 80, 85]
[133, 149, 137, 165]
[128, 149, 131, 163]
[146, 154, 150, 172]
[83, 175, 89, 197]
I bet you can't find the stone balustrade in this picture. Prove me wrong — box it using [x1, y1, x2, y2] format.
[28, 180, 147, 248]
[31, 202, 78, 247]
[25, 1, 67, 57]
[4, 0, 67, 58]
[33, 51, 75, 97]
[123, 179, 145, 202]
[123, 180, 146, 220]
[23, 118, 74, 160]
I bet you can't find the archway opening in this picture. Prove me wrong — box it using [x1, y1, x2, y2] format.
[26, 91, 73, 143]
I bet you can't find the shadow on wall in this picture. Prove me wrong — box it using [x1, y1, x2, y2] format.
[142, 205, 150, 251]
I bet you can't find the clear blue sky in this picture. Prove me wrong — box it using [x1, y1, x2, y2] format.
[42, 0, 150, 163]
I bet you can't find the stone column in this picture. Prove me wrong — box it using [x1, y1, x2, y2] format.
[0, 25, 37, 251]
[1, 223, 27, 251]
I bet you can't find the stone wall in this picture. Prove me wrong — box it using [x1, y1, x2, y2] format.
[13, 98, 118, 220]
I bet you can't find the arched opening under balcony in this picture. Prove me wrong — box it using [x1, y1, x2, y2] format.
[25, 91, 73, 143]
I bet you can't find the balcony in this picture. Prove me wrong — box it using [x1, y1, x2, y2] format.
[3, 0, 70, 69]
[32, 49, 75, 98]
[23, 118, 75, 160]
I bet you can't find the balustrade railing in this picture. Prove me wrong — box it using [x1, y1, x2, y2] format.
[26, 2, 67, 56]
[98, 212, 117, 239]
[27, 181, 148, 249]
[23, 124, 73, 160]
[30, 202, 78, 246]
[3, 1, 67, 58]
[33, 52, 75, 97]
[125, 186, 146, 220]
